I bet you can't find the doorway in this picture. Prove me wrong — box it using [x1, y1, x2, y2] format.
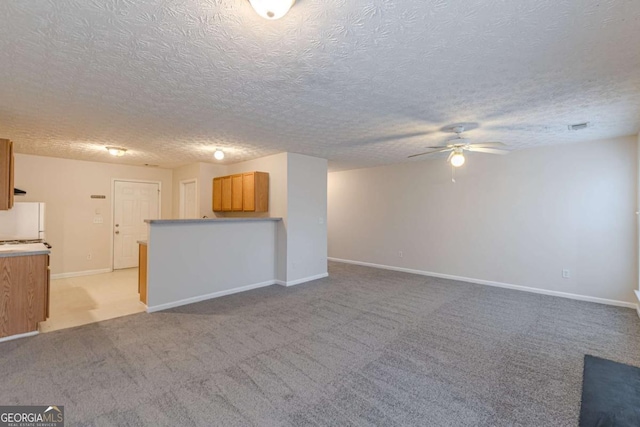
[179, 179, 198, 219]
[113, 180, 160, 270]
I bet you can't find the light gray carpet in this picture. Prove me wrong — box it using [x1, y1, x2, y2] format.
[1, 261, 639, 426]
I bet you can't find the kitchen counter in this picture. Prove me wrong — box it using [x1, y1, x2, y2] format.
[144, 217, 282, 225]
[0, 243, 50, 258]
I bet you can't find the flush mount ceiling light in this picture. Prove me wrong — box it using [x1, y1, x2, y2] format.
[249, 0, 296, 20]
[106, 146, 127, 157]
[213, 149, 225, 160]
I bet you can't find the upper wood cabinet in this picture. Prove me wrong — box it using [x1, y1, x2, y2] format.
[212, 171, 269, 213]
[221, 176, 232, 211]
[231, 174, 243, 211]
[212, 178, 222, 211]
[0, 139, 14, 211]
[242, 172, 269, 212]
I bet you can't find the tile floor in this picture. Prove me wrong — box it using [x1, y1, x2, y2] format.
[39, 268, 146, 333]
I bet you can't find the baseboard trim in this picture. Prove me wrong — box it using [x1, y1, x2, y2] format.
[146, 280, 276, 313]
[51, 268, 113, 280]
[328, 257, 637, 309]
[0, 330, 39, 344]
[276, 272, 329, 287]
[635, 291, 640, 318]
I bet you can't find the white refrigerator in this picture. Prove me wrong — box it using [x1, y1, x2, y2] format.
[0, 202, 46, 241]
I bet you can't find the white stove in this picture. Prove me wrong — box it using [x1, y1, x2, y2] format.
[0, 239, 51, 248]
[0, 242, 50, 254]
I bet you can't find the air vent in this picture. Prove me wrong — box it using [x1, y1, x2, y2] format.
[568, 122, 590, 131]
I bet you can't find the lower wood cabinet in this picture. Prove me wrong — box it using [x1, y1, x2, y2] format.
[138, 243, 147, 304]
[0, 254, 49, 338]
[212, 171, 269, 213]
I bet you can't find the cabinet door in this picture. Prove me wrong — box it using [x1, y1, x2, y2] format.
[138, 244, 147, 304]
[254, 172, 269, 213]
[221, 176, 232, 211]
[212, 178, 222, 211]
[45, 255, 50, 319]
[8, 140, 13, 209]
[242, 173, 256, 212]
[231, 174, 243, 211]
[0, 139, 12, 211]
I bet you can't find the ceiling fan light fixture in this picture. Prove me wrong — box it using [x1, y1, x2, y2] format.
[106, 146, 127, 157]
[213, 149, 225, 160]
[249, 0, 296, 20]
[450, 152, 466, 167]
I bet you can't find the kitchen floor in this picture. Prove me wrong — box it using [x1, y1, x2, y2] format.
[39, 268, 146, 333]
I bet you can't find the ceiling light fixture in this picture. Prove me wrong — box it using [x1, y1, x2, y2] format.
[214, 149, 225, 160]
[450, 151, 466, 168]
[106, 146, 127, 157]
[249, 0, 296, 20]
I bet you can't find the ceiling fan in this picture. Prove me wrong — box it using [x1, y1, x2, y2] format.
[408, 126, 509, 167]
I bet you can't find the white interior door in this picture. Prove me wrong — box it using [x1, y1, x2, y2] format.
[180, 179, 198, 219]
[114, 181, 160, 270]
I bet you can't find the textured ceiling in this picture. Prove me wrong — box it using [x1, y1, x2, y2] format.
[0, 0, 639, 171]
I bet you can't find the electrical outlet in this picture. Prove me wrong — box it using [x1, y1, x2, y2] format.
[87, 253, 92, 260]
[398, 251, 403, 258]
[562, 269, 570, 279]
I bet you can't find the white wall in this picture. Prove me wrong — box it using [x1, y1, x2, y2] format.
[328, 136, 638, 304]
[286, 153, 328, 283]
[224, 152, 289, 280]
[147, 219, 279, 310]
[14, 154, 172, 275]
[171, 162, 227, 219]
[637, 132, 640, 301]
[171, 163, 200, 219]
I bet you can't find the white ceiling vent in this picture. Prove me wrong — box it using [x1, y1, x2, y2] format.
[568, 122, 590, 131]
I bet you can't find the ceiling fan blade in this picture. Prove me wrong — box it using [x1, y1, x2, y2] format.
[447, 151, 455, 162]
[467, 147, 509, 155]
[469, 142, 506, 148]
[407, 147, 452, 158]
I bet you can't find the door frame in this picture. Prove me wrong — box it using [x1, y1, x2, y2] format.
[179, 178, 199, 219]
[111, 179, 162, 271]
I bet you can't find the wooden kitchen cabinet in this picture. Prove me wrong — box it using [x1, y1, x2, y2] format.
[138, 242, 147, 304]
[221, 176, 232, 211]
[231, 174, 243, 211]
[242, 172, 269, 212]
[212, 171, 269, 213]
[0, 138, 14, 211]
[45, 255, 50, 319]
[0, 254, 49, 339]
[212, 177, 222, 212]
